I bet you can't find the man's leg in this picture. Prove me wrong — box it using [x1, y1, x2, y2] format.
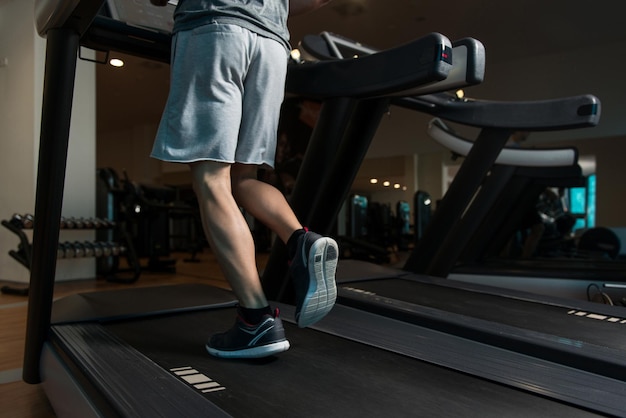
[191, 160, 290, 359]
[231, 163, 302, 243]
[231, 163, 339, 328]
[190, 160, 268, 309]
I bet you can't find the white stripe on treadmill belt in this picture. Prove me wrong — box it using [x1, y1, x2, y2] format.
[171, 366, 193, 372]
[568, 310, 625, 324]
[196, 382, 225, 393]
[174, 369, 200, 376]
[170, 367, 226, 393]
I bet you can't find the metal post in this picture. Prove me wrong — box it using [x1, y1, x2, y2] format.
[403, 127, 513, 275]
[306, 98, 390, 234]
[23, 27, 79, 384]
[427, 164, 517, 277]
[262, 97, 357, 302]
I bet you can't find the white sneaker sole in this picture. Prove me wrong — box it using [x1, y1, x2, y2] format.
[206, 340, 290, 359]
[296, 237, 338, 328]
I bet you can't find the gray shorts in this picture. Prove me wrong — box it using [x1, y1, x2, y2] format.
[151, 23, 288, 168]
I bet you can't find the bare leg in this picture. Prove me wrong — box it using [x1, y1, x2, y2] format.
[231, 163, 302, 243]
[190, 161, 268, 309]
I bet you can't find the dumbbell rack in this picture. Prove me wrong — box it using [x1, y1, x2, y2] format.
[1, 214, 141, 295]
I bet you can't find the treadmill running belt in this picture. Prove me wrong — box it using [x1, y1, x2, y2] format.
[340, 278, 626, 350]
[105, 307, 597, 417]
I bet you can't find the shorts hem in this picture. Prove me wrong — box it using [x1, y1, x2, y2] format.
[150, 154, 274, 169]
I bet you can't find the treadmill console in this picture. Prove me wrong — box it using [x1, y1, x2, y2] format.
[106, 0, 176, 33]
[35, 0, 102, 37]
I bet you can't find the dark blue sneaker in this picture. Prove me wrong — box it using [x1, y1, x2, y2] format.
[289, 231, 338, 328]
[206, 309, 290, 359]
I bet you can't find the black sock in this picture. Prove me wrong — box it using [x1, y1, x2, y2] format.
[287, 228, 307, 259]
[238, 305, 272, 325]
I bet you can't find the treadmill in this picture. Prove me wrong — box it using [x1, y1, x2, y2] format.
[23, 1, 626, 416]
[424, 119, 626, 296]
[260, 30, 626, 413]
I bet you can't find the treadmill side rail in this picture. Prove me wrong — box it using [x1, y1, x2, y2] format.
[44, 323, 231, 418]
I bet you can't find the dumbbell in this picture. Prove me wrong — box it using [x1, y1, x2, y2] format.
[82, 218, 95, 229]
[60, 242, 76, 258]
[60, 217, 76, 229]
[96, 242, 112, 257]
[82, 241, 95, 257]
[9, 213, 25, 229]
[22, 214, 34, 228]
[107, 242, 120, 256]
[72, 241, 86, 258]
[90, 242, 104, 258]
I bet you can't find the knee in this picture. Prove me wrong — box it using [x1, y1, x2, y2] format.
[190, 163, 231, 199]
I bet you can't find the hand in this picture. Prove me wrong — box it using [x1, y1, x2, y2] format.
[150, 0, 169, 6]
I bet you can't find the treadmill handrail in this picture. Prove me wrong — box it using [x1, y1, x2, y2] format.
[396, 92, 600, 130]
[298, 32, 485, 97]
[428, 118, 579, 167]
[286, 32, 453, 99]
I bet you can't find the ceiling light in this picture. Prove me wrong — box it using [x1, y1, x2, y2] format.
[394, 183, 401, 189]
[109, 58, 125, 68]
[370, 178, 378, 184]
[383, 181, 390, 187]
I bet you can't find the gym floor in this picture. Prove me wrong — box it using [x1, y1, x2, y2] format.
[0, 249, 237, 418]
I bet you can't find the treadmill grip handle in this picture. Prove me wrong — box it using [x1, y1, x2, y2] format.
[397, 93, 601, 131]
[286, 32, 453, 99]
